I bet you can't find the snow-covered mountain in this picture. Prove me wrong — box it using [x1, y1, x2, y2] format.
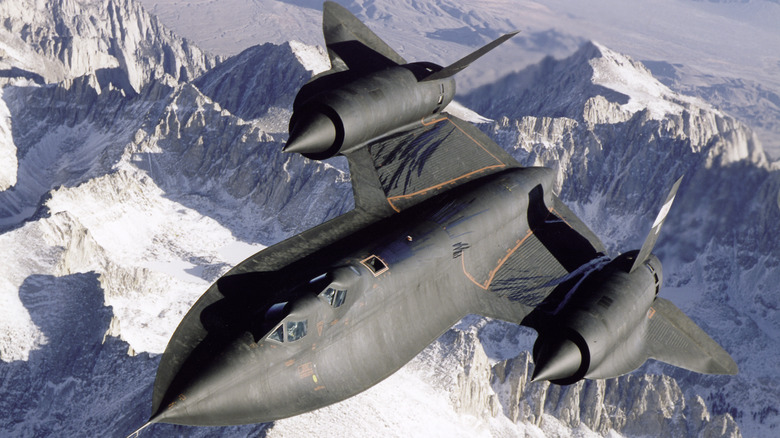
[135, 0, 780, 158]
[464, 41, 780, 437]
[1, 0, 777, 437]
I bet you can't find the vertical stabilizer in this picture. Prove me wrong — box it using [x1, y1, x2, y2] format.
[322, 1, 406, 72]
[422, 31, 520, 82]
[630, 176, 683, 273]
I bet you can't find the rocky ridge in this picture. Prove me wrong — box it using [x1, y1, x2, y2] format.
[0, 0, 219, 192]
[0, 0, 218, 91]
[465, 41, 779, 436]
[414, 321, 741, 437]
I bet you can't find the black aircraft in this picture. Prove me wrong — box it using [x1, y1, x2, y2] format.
[131, 1, 737, 433]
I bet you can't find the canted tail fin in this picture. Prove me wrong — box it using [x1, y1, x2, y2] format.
[630, 176, 683, 273]
[422, 31, 520, 82]
[322, 1, 405, 73]
[645, 297, 738, 375]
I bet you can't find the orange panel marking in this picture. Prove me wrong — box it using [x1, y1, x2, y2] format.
[648, 307, 656, 319]
[386, 199, 402, 213]
[317, 321, 325, 336]
[550, 207, 573, 228]
[462, 230, 533, 290]
[314, 385, 326, 391]
[421, 115, 448, 126]
[285, 359, 295, 367]
[298, 362, 314, 378]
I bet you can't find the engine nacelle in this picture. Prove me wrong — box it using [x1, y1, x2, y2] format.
[285, 63, 456, 160]
[531, 252, 663, 384]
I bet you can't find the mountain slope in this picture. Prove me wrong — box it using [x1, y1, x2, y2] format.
[464, 41, 779, 436]
[136, 0, 780, 158]
[0, 0, 218, 91]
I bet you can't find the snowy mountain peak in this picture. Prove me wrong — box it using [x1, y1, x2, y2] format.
[289, 40, 330, 75]
[586, 41, 713, 122]
[0, 0, 218, 92]
[467, 40, 721, 126]
[466, 40, 768, 171]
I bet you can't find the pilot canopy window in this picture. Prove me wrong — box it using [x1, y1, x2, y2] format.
[320, 287, 347, 308]
[267, 320, 308, 343]
[286, 320, 308, 342]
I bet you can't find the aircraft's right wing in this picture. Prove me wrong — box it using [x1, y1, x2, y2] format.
[481, 190, 609, 310]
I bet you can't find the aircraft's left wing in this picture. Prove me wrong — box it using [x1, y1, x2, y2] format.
[346, 113, 521, 214]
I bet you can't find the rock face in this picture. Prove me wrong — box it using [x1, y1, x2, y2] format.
[194, 41, 329, 128]
[407, 321, 742, 437]
[0, 0, 218, 91]
[464, 40, 779, 436]
[1, 0, 776, 436]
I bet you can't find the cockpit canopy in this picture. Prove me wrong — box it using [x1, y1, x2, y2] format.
[264, 264, 364, 343]
[319, 287, 346, 308]
[268, 319, 308, 343]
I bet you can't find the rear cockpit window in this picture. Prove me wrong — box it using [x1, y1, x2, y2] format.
[361, 255, 388, 276]
[320, 287, 347, 308]
[287, 320, 308, 342]
[334, 289, 346, 307]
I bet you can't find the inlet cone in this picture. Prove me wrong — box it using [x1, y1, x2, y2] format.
[531, 337, 582, 383]
[284, 112, 336, 154]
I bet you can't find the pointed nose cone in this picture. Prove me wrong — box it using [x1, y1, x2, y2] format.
[150, 337, 269, 426]
[531, 337, 582, 383]
[150, 351, 231, 425]
[283, 112, 337, 155]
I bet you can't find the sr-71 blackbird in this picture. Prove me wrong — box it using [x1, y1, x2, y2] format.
[131, 1, 737, 433]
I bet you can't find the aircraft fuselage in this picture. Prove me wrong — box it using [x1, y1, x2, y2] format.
[154, 167, 555, 426]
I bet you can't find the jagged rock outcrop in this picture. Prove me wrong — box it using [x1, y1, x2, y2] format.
[423, 324, 743, 437]
[0, 0, 219, 92]
[194, 41, 329, 129]
[126, 80, 352, 242]
[0, 0, 222, 222]
[413, 326, 502, 419]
